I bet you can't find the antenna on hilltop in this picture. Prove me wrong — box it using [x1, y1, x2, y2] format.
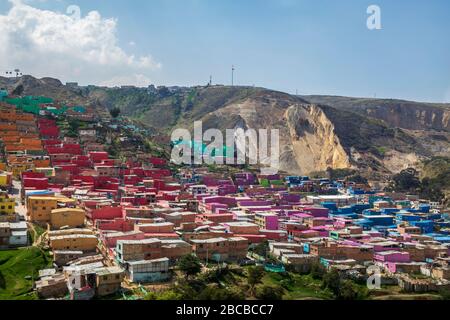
[231, 65, 235, 86]
[209, 75, 212, 86]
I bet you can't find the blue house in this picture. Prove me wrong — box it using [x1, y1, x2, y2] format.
[410, 220, 434, 234]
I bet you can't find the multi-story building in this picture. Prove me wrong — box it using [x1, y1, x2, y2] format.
[27, 196, 76, 224]
[190, 237, 248, 262]
[50, 208, 86, 230]
[49, 234, 98, 252]
[0, 191, 15, 222]
[254, 212, 279, 231]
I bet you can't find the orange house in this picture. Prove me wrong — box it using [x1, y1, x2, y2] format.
[0, 124, 17, 131]
[33, 159, 51, 168]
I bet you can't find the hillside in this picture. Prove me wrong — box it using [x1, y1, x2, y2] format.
[1, 75, 449, 178]
[0, 75, 110, 119]
[301, 95, 450, 131]
[420, 157, 450, 203]
[84, 85, 448, 177]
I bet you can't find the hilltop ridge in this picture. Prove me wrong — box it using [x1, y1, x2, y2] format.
[1, 75, 449, 180]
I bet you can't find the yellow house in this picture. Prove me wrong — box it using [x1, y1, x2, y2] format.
[49, 234, 98, 251]
[50, 208, 86, 230]
[11, 163, 35, 178]
[27, 196, 76, 224]
[0, 191, 15, 219]
[0, 171, 12, 188]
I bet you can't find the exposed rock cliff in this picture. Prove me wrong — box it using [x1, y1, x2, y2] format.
[284, 104, 350, 174]
[302, 95, 450, 132]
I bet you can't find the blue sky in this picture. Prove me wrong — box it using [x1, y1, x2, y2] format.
[1, 0, 449, 102]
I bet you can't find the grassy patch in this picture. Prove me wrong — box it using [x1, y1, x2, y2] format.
[0, 247, 52, 300]
[29, 224, 46, 245]
[262, 272, 334, 300]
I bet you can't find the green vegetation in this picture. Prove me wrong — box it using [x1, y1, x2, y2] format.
[0, 247, 52, 300]
[110, 107, 121, 119]
[320, 105, 394, 155]
[247, 266, 265, 296]
[251, 241, 270, 259]
[142, 260, 373, 301]
[310, 168, 368, 185]
[367, 145, 388, 158]
[177, 254, 202, 278]
[420, 157, 450, 204]
[386, 168, 421, 193]
[321, 269, 364, 300]
[255, 284, 284, 300]
[11, 84, 24, 96]
[387, 160, 450, 204]
[28, 224, 46, 245]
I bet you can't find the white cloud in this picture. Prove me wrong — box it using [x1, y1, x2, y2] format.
[99, 74, 152, 88]
[0, 0, 161, 86]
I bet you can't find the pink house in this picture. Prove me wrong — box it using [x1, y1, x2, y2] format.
[88, 206, 123, 221]
[96, 218, 134, 232]
[374, 251, 410, 263]
[101, 230, 145, 248]
[301, 206, 329, 218]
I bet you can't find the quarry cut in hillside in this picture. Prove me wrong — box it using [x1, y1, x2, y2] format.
[284, 104, 351, 174]
[205, 95, 352, 175]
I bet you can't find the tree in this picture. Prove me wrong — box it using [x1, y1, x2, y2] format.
[338, 280, 359, 300]
[322, 269, 341, 296]
[253, 241, 269, 258]
[12, 84, 24, 96]
[388, 168, 421, 193]
[157, 86, 170, 98]
[310, 262, 326, 279]
[321, 269, 360, 300]
[110, 107, 121, 119]
[420, 178, 445, 203]
[0, 270, 5, 289]
[255, 285, 284, 300]
[247, 266, 265, 296]
[66, 119, 81, 137]
[348, 174, 368, 185]
[177, 254, 202, 278]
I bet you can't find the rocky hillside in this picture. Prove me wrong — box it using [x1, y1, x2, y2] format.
[0, 75, 110, 119]
[83, 84, 449, 177]
[301, 95, 450, 132]
[1, 75, 448, 178]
